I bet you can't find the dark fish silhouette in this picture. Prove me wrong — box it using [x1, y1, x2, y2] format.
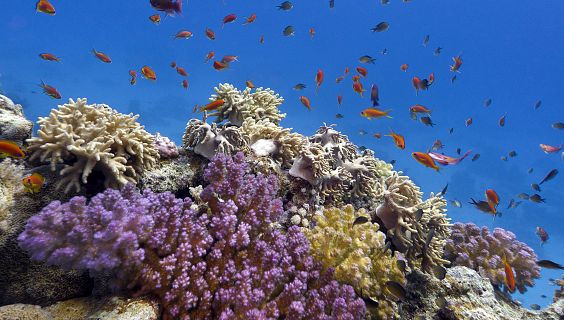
[539, 169, 558, 185]
[372, 22, 389, 32]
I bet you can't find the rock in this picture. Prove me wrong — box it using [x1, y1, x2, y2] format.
[400, 266, 564, 320]
[0, 95, 33, 143]
[138, 151, 204, 195]
[0, 296, 159, 320]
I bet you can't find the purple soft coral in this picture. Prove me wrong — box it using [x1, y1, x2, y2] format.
[444, 222, 541, 294]
[18, 152, 365, 319]
[154, 132, 179, 159]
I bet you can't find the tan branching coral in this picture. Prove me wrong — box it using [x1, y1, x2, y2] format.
[207, 83, 286, 126]
[289, 143, 332, 185]
[309, 125, 358, 167]
[305, 205, 405, 319]
[182, 119, 247, 159]
[26, 98, 158, 192]
[342, 156, 390, 200]
[0, 159, 24, 232]
[375, 172, 451, 272]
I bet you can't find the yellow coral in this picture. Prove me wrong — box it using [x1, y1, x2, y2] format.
[304, 204, 405, 319]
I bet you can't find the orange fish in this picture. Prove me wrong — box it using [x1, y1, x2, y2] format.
[92, 49, 112, 63]
[141, 66, 157, 81]
[386, 129, 405, 150]
[315, 69, 324, 94]
[182, 79, 189, 90]
[205, 27, 216, 40]
[344, 67, 350, 76]
[243, 13, 257, 25]
[300, 96, 311, 110]
[412, 152, 439, 171]
[502, 254, 516, 293]
[351, 75, 360, 83]
[336, 76, 345, 84]
[429, 72, 435, 85]
[539, 144, 562, 154]
[36, 0, 55, 15]
[356, 66, 368, 78]
[246, 80, 255, 88]
[465, 118, 473, 127]
[39, 53, 61, 62]
[199, 99, 225, 112]
[400, 63, 409, 72]
[176, 66, 188, 77]
[39, 80, 61, 99]
[222, 13, 237, 27]
[0, 140, 25, 159]
[353, 82, 365, 97]
[129, 70, 137, 85]
[213, 60, 228, 70]
[170, 61, 177, 68]
[373, 133, 382, 139]
[205, 51, 215, 63]
[499, 114, 506, 127]
[337, 95, 342, 106]
[450, 55, 463, 72]
[22, 173, 45, 194]
[149, 14, 161, 25]
[174, 30, 193, 39]
[360, 107, 392, 119]
[259, 35, 265, 44]
[309, 27, 315, 38]
[412, 77, 421, 95]
[410, 105, 431, 114]
[485, 189, 500, 214]
[221, 55, 238, 63]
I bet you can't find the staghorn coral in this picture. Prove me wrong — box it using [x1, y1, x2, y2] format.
[305, 204, 406, 319]
[182, 118, 246, 159]
[0, 159, 24, 232]
[207, 83, 286, 126]
[19, 153, 366, 320]
[444, 222, 541, 294]
[26, 98, 159, 193]
[154, 132, 179, 159]
[376, 171, 451, 273]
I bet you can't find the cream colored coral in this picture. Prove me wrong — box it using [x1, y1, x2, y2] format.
[305, 205, 405, 319]
[0, 159, 24, 231]
[289, 143, 331, 185]
[26, 98, 159, 193]
[309, 125, 358, 167]
[182, 119, 247, 159]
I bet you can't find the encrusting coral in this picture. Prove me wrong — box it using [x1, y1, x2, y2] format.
[444, 222, 541, 294]
[0, 159, 24, 232]
[153, 132, 179, 159]
[376, 171, 451, 273]
[18, 153, 366, 319]
[304, 204, 406, 319]
[26, 98, 159, 193]
[182, 118, 247, 160]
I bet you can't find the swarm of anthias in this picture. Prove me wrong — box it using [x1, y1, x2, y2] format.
[444, 222, 541, 294]
[18, 153, 366, 320]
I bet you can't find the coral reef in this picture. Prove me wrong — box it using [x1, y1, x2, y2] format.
[304, 204, 406, 319]
[553, 275, 564, 303]
[399, 266, 563, 320]
[182, 118, 246, 159]
[26, 98, 159, 193]
[0, 159, 24, 233]
[18, 153, 366, 319]
[444, 222, 541, 294]
[376, 171, 451, 273]
[153, 132, 179, 159]
[0, 94, 33, 143]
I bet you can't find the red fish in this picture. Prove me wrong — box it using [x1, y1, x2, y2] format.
[485, 189, 500, 214]
[39, 80, 61, 99]
[502, 254, 516, 293]
[205, 27, 216, 40]
[315, 69, 324, 94]
[150, 0, 182, 16]
[539, 144, 562, 154]
[222, 13, 237, 27]
[360, 108, 392, 119]
[337, 95, 342, 106]
[221, 55, 238, 63]
[246, 80, 255, 88]
[39, 53, 61, 62]
[22, 173, 44, 194]
[204, 51, 215, 63]
[300, 96, 311, 110]
[176, 66, 188, 77]
[412, 152, 439, 171]
[92, 49, 112, 63]
[243, 13, 257, 25]
[198, 99, 225, 112]
[352, 75, 360, 83]
[465, 118, 473, 127]
[356, 66, 368, 78]
[174, 30, 193, 39]
[353, 82, 365, 97]
[535, 227, 549, 245]
[335, 76, 345, 84]
[428, 150, 472, 166]
[410, 105, 431, 115]
[386, 129, 405, 150]
[213, 60, 228, 70]
[370, 84, 379, 106]
[412, 77, 421, 95]
[36, 0, 55, 15]
[309, 27, 315, 39]
[182, 79, 188, 89]
[149, 14, 161, 25]
[400, 63, 408, 72]
[141, 66, 157, 81]
[0, 140, 26, 159]
[129, 70, 137, 85]
[450, 55, 463, 72]
[499, 114, 506, 127]
[344, 67, 350, 75]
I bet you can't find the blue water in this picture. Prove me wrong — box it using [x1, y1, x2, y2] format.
[1, 0, 562, 309]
